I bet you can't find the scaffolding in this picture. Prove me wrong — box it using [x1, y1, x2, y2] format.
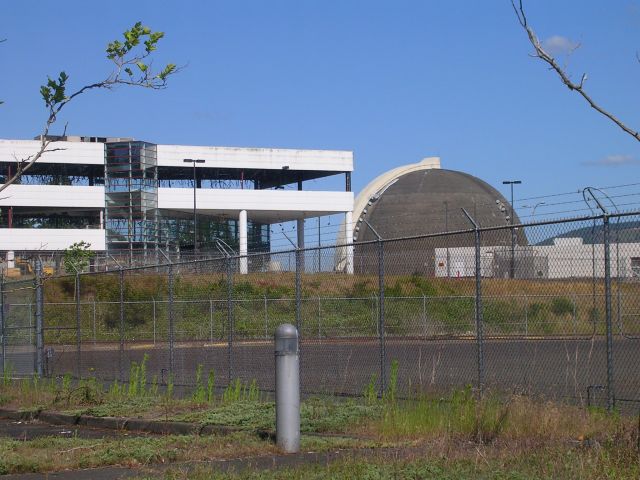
[104, 141, 159, 258]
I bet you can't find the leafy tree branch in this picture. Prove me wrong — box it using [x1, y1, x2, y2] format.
[512, 0, 640, 142]
[1, 22, 179, 194]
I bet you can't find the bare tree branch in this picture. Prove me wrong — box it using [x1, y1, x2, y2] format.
[512, 0, 640, 142]
[0, 22, 180, 194]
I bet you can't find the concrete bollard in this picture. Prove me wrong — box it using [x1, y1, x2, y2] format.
[275, 323, 300, 453]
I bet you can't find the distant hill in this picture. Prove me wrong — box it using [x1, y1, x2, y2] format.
[536, 220, 640, 246]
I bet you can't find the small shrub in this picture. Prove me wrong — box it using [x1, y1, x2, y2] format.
[527, 302, 544, 318]
[408, 274, 437, 296]
[551, 297, 574, 316]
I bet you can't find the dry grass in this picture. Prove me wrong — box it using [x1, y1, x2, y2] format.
[363, 390, 637, 446]
[0, 432, 363, 475]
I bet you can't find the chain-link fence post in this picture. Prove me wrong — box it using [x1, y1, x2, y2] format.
[422, 293, 427, 337]
[585, 188, 616, 412]
[92, 300, 96, 345]
[524, 294, 528, 337]
[264, 295, 268, 340]
[0, 274, 4, 375]
[363, 220, 386, 397]
[75, 272, 82, 379]
[295, 248, 301, 334]
[475, 227, 485, 395]
[35, 260, 44, 377]
[317, 296, 321, 339]
[226, 256, 234, 382]
[210, 298, 215, 344]
[168, 263, 175, 377]
[152, 296, 157, 346]
[462, 208, 485, 396]
[119, 268, 125, 382]
[378, 239, 386, 396]
[603, 214, 615, 411]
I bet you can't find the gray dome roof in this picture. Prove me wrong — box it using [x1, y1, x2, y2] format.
[355, 169, 522, 243]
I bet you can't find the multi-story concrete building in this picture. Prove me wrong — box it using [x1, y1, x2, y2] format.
[0, 136, 354, 271]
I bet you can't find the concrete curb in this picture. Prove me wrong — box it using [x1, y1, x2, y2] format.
[78, 415, 127, 430]
[0, 408, 363, 443]
[38, 411, 79, 426]
[0, 408, 256, 437]
[0, 408, 40, 421]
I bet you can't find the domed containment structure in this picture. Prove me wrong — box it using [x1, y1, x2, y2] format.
[338, 158, 527, 275]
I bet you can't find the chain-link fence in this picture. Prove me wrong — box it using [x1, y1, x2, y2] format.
[1, 211, 639, 411]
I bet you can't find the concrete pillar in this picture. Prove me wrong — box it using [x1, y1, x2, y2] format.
[7, 251, 15, 269]
[239, 210, 248, 274]
[345, 211, 354, 275]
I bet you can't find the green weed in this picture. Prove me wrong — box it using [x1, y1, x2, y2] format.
[222, 379, 259, 404]
[384, 359, 399, 404]
[2, 363, 13, 386]
[551, 296, 574, 316]
[127, 354, 149, 398]
[166, 374, 174, 400]
[62, 373, 72, 393]
[364, 374, 378, 405]
[192, 364, 206, 403]
[207, 369, 215, 403]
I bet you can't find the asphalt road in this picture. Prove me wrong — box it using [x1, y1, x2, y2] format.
[6, 336, 639, 407]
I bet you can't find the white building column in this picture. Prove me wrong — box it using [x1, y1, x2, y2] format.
[345, 211, 354, 275]
[239, 210, 248, 274]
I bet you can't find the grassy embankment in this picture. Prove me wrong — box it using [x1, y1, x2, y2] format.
[5, 272, 637, 343]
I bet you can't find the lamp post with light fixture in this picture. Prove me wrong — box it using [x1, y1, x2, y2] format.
[183, 159, 205, 253]
[522, 201, 546, 220]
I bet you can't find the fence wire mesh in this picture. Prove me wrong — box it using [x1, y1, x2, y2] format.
[2, 211, 639, 411]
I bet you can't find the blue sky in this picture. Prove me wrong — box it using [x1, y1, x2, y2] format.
[2, 1, 640, 215]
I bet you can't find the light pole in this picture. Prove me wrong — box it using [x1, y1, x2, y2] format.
[502, 180, 521, 279]
[522, 201, 546, 220]
[184, 159, 205, 253]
